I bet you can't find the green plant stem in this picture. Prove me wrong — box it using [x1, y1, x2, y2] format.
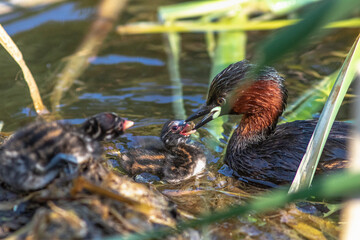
[117, 18, 360, 35]
[165, 31, 186, 119]
[50, 0, 128, 110]
[205, 14, 247, 147]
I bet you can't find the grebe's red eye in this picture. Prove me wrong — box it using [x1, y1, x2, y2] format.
[217, 97, 226, 105]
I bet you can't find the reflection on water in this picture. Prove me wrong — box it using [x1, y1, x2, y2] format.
[0, 0, 357, 238]
[91, 54, 165, 66]
[3, 3, 93, 35]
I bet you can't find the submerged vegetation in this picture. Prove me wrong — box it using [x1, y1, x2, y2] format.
[0, 0, 359, 239]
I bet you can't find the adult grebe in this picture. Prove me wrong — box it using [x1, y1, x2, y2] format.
[186, 60, 350, 187]
[0, 112, 133, 191]
[121, 120, 206, 183]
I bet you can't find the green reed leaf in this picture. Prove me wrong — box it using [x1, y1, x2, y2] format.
[205, 14, 247, 146]
[281, 70, 338, 123]
[158, 0, 244, 21]
[289, 34, 360, 193]
[164, 31, 187, 120]
[264, 0, 319, 15]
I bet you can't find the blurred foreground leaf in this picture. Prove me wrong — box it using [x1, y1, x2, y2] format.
[255, 0, 360, 67]
[50, 0, 128, 110]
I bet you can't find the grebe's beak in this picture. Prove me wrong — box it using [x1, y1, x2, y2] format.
[186, 105, 221, 130]
[186, 104, 213, 122]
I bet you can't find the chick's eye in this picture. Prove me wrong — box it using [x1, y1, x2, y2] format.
[217, 97, 226, 105]
[171, 126, 178, 131]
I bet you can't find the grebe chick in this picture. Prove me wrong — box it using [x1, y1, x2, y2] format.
[0, 112, 133, 191]
[121, 120, 206, 184]
[186, 60, 350, 187]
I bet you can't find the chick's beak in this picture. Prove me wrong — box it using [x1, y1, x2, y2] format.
[186, 105, 221, 130]
[179, 122, 196, 136]
[123, 120, 134, 131]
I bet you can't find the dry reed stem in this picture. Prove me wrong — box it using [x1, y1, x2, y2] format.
[50, 0, 128, 110]
[0, 25, 49, 115]
[0, 192, 36, 211]
[71, 176, 152, 215]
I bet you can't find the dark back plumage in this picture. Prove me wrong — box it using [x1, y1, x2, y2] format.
[226, 120, 350, 187]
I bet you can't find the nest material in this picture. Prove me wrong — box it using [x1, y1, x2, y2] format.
[0, 160, 179, 239]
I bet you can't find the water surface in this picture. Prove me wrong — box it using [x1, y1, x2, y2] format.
[0, 0, 357, 238]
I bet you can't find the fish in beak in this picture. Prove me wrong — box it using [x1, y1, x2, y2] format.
[185, 105, 222, 130]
